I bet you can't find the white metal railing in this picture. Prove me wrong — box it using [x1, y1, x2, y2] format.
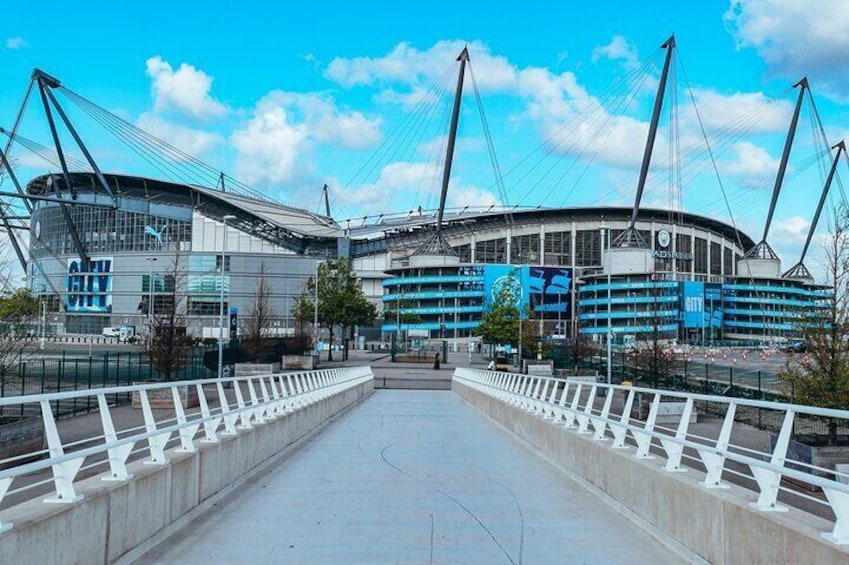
[0, 366, 373, 532]
[453, 367, 849, 545]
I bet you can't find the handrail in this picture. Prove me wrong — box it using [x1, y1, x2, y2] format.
[452, 367, 849, 545]
[0, 366, 374, 532]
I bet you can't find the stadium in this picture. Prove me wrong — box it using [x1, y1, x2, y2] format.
[22, 170, 827, 346]
[3, 50, 840, 349]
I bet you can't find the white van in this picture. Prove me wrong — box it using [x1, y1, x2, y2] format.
[102, 327, 120, 338]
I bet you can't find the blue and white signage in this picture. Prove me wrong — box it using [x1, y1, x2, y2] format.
[483, 265, 572, 316]
[66, 257, 113, 312]
[682, 282, 722, 329]
[682, 282, 705, 328]
[483, 266, 526, 310]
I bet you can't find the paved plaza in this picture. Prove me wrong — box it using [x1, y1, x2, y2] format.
[136, 390, 683, 564]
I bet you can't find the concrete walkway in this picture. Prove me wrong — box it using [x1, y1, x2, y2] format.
[137, 390, 682, 564]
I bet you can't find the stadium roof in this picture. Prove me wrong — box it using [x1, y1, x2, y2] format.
[26, 172, 755, 258]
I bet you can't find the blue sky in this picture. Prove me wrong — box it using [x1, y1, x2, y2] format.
[2, 0, 849, 277]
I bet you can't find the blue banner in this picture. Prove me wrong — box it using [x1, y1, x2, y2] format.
[682, 281, 705, 328]
[482, 265, 571, 317]
[483, 266, 526, 310]
[682, 282, 723, 329]
[66, 257, 113, 313]
[528, 266, 571, 315]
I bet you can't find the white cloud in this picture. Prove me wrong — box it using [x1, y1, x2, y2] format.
[592, 36, 639, 69]
[775, 215, 809, 235]
[337, 161, 500, 213]
[5, 37, 28, 50]
[690, 89, 792, 133]
[257, 92, 382, 150]
[325, 40, 658, 171]
[326, 40, 518, 93]
[135, 113, 223, 159]
[232, 91, 381, 185]
[722, 141, 779, 180]
[232, 106, 309, 185]
[448, 183, 500, 209]
[145, 56, 228, 121]
[343, 162, 440, 211]
[725, 0, 849, 100]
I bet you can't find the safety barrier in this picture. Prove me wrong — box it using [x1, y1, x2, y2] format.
[0, 366, 374, 532]
[453, 367, 849, 546]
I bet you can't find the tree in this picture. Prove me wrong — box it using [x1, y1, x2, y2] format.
[242, 263, 276, 362]
[0, 286, 39, 380]
[292, 290, 313, 341]
[629, 280, 676, 386]
[0, 287, 40, 323]
[475, 272, 541, 358]
[564, 334, 593, 373]
[144, 255, 193, 381]
[475, 285, 520, 348]
[296, 259, 377, 361]
[779, 207, 849, 445]
[383, 299, 423, 330]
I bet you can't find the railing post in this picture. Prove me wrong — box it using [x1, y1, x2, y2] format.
[137, 388, 169, 465]
[660, 397, 693, 472]
[610, 389, 635, 449]
[97, 394, 134, 481]
[40, 399, 84, 503]
[749, 409, 794, 512]
[245, 378, 265, 424]
[576, 385, 596, 434]
[698, 402, 736, 488]
[633, 394, 661, 459]
[197, 382, 220, 443]
[232, 379, 253, 429]
[217, 380, 238, 435]
[173, 385, 199, 452]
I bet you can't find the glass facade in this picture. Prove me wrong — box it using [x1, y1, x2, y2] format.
[544, 230, 571, 266]
[31, 205, 191, 258]
[511, 233, 540, 264]
[475, 238, 507, 264]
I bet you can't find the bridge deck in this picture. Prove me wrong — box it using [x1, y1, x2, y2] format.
[137, 390, 682, 564]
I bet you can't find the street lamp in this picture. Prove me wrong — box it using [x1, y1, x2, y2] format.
[218, 215, 237, 380]
[600, 225, 612, 385]
[145, 257, 157, 330]
[39, 299, 46, 350]
[313, 260, 319, 355]
[396, 288, 402, 342]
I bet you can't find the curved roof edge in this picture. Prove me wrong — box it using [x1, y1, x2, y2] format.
[348, 206, 755, 253]
[26, 172, 342, 241]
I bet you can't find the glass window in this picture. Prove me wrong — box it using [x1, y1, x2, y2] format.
[544, 230, 571, 266]
[511, 233, 540, 264]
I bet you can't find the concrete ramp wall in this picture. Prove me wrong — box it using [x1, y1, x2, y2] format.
[0, 379, 373, 565]
[453, 379, 849, 564]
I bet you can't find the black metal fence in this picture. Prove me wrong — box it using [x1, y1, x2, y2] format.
[552, 349, 849, 440]
[552, 349, 785, 398]
[0, 348, 214, 419]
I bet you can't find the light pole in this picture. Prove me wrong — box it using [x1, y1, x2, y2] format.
[518, 304, 523, 369]
[600, 225, 612, 385]
[145, 257, 157, 331]
[218, 215, 236, 380]
[39, 299, 46, 350]
[396, 289, 401, 342]
[313, 260, 319, 355]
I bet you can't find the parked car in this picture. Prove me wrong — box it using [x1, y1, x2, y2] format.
[786, 341, 807, 353]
